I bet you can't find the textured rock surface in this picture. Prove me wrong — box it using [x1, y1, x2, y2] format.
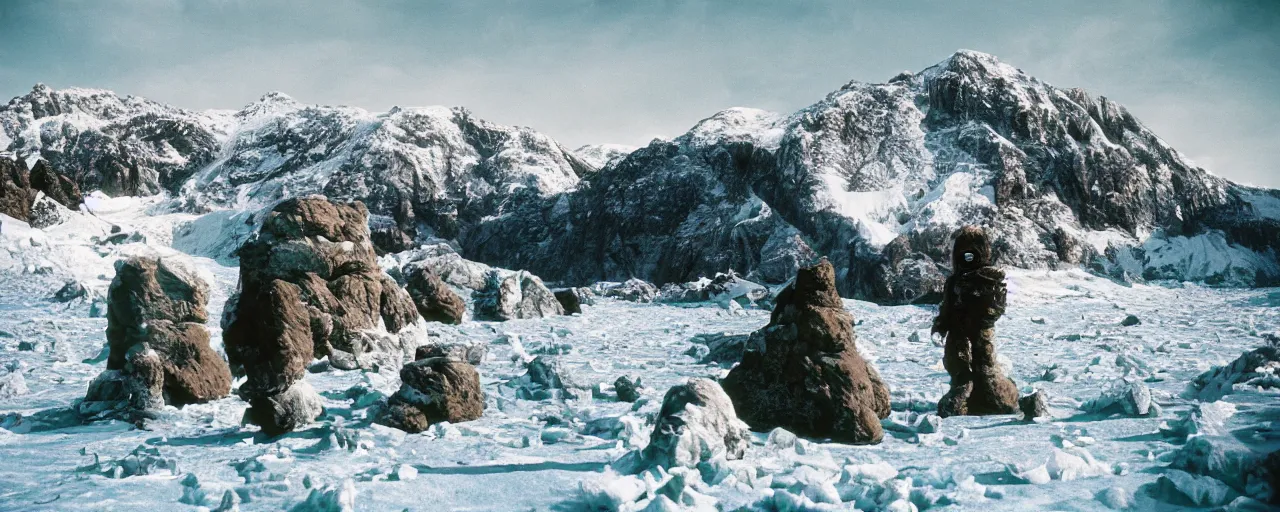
[5, 52, 1279, 304]
[403, 263, 466, 324]
[721, 259, 891, 444]
[223, 196, 426, 433]
[376, 357, 485, 433]
[0, 156, 81, 223]
[83, 255, 230, 413]
[933, 227, 1020, 417]
[227, 196, 420, 371]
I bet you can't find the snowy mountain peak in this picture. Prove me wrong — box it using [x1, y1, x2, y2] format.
[681, 107, 788, 150]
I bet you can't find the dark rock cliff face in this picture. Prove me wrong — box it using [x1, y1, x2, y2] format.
[0, 155, 84, 222]
[3, 51, 1277, 302]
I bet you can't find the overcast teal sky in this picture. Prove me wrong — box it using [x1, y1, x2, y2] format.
[1, 0, 1276, 187]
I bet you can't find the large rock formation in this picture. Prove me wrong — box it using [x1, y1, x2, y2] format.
[0, 86, 591, 234]
[720, 258, 891, 444]
[931, 226, 1019, 417]
[81, 256, 231, 417]
[222, 196, 421, 433]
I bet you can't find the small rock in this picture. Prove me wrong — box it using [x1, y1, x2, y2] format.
[54, 281, 88, 302]
[915, 414, 941, 434]
[1019, 390, 1050, 420]
[614, 376, 640, 402]
[1121, 314, 1141, 327]
[17, 341, 37, 352]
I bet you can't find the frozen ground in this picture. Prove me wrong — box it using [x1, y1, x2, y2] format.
[0, 199, 1277, 511]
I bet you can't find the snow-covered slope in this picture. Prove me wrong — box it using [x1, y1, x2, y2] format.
[574, 144, 638, 170]
[467, 50, 1280, 303]
[1, 87, 594, 247]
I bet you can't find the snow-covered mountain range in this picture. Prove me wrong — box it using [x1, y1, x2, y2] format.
[3, 50, 1277, 303]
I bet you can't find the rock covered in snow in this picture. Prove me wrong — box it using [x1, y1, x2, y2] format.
[686, 332, 757, 366]
[1083, 378, 1161, 417]
[242, 380, 324, 437]
[655, 270, 771, 306]
[473, 270, 564, 321]
[0, 366, 28, 398]
[83, 255, 231, 413]
[593, 279, 659, 303]
[1185, 337, 1280, 401]
[1154, 470, 1240, 507]
[615, 378, 750, 473]
[414, 341, 487, 366]
[376, 357, 484, 433]
[1019, 390, 1050, 420]
[0, 156, 81, 224]
[28, 192, 74, 229]
[722, 258, 891, 444]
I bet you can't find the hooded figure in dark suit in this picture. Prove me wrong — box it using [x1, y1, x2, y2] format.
[932, 226, 1019, 417]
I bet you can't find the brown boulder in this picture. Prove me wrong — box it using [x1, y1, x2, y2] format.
[224, 279, 314, 399]
[377, 357, 485, 433]
[105, 257, 209, 369]
[404, 263, 466, 324]
[259, 195, 370, 243]
[721, 258, 890, 444]
[378, 273, 419, 332]
[85, 255, 230, 414]
[144, 320, 232, 407]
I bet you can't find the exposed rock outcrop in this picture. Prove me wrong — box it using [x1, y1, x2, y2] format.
[81, 256, 231, 416]
[222, 196, 422, 433]
[0, 156, 81, 223]
[461, 51, 1280, 303]
[227, 196, 421, 369]
[720, 258, 891, 444]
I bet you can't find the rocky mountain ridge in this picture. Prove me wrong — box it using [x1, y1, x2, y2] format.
[3, 50, 1278, 303]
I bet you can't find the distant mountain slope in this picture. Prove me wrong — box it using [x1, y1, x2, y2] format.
[0, 87, 593, 248]
[2, 50, 1276, 302]
[463, 50, 1280, 302]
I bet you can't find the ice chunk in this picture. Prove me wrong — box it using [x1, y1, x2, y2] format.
[1154, 470, 1239, 507]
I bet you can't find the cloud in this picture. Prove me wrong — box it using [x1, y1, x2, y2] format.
[0, 0, 1275, 186]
